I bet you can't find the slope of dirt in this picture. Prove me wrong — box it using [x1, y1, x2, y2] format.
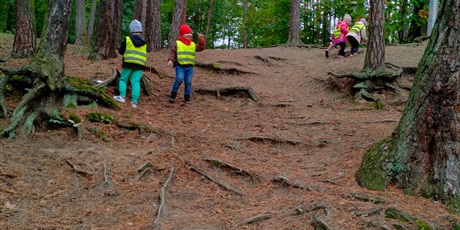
[1, 33, 457, 229]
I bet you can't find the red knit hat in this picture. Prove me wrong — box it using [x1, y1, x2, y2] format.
[179, 24, 192, 36]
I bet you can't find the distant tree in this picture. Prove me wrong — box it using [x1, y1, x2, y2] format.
[167, 0, 186, 48]
[12, 0, 35, 58]
[358, 0, 460, 213]
[133, 0, 146, 25]
[87, 0, 98, 45]
[363, 0, 385, 72]
[405, 1, 428, 43]
[242, 0, 248, 48]
[74, 0, 87, 45]
[0, 0, 117, 138]
[286, 0, 303, 46]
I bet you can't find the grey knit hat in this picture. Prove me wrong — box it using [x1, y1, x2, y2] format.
[129, 20, 143, 33]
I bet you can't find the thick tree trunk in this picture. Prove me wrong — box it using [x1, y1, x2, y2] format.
[145, 0, 162, 51]
[286, 0, 302, 46]
[358, 0, 460, 212]
[363, 0, 386, 71]
[74, 0, 87, 45]
[12, 0, 36, 58]
[167, 0, 186, 48]
[91, 0, 118, 60]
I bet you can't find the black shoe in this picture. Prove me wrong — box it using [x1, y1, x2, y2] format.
[325, 50, 329, 58]
[169, 91, 177, 103]
[184, 94, 191, 103]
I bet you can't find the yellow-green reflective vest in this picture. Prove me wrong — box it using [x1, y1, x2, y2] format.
[124, 37, 147, 66]
[332, 22, 348, 39]
[350, 24, 364, 33]
[176, 41, 196, 65]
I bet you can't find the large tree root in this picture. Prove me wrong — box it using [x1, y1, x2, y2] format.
[188, 164, 243, 196]
[236, 135, 302, 146]
[0, 65, 119, 138]
[195, 86, 259, 102]
[94, 67, 155, 96]
[195, 61, 255, 75]
[328, 62, 403, 80]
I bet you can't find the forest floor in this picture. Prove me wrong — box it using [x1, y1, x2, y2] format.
[1, 33, 458, 229]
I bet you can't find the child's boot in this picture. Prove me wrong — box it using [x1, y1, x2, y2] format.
[184, 94, 191, 104]
[169, 91, 177, 103]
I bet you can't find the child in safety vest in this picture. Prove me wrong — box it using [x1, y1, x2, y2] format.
[167, 24, 206, 104]
[346, 18, 367, 57]
[325, 14, 352, 59]
[113, 19, 147, 108]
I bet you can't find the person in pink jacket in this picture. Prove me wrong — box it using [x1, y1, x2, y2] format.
[325, 14, 352, 59]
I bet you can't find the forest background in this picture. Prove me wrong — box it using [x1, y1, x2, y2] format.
[0, 0, 436, 50]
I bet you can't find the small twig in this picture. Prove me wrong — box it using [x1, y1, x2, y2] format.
[42, 189, 66, 200]
[135, 168, 152, 181]
[154, 167, 175, 228]
[65, 159, 92, 176]
[242, 213, 272, 224]
[361, 119, 398, 123]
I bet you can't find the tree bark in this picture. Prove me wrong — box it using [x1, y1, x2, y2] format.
[242, 0, 248, 48]
[145, 0, 162, 51]
[358, 0, 460, 212]
[12, 0, 36, 58]
[167, 0, 186, 48]
[363, 0, 386, 72]
[74, 0, 87, 45]
[87, 0, 98, 46]
[286, 0, 303, 46]
[91, 0, 118, 60]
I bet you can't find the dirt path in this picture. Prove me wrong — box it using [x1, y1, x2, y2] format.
[1, 36, 456, 229]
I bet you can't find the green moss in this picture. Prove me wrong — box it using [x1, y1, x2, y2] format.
[69, 112, 81, 124]
[358, 137, 402, 190]
[445, 196, 460, 215]
[86, 112, 115, 124]
[414, 219, 432, 230]
[67, 76, 105, 93]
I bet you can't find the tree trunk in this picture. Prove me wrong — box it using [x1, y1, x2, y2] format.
[363, 0, 386, 72]
[145, 0, 162, 52]
[133, 0, 146, 25]
[167, 0, 186, 48]
[358, 0, 460, 213]
[114, 0, 123, 49]
[242, 0, 248, 48]
[74, 0, 87, 45]
[321, 0, 330, 47]
[286, 0, 302, 46]
[12, 0, 36, 58]
[87, 0, 98, 46]
[91, 0, 118, 60]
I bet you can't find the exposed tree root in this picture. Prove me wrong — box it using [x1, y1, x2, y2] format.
[195, 86, 259, 102]
[153, 167, 175, 228]
[328, 62, 403, 81]
[272, 175, 313, 191]
[94, 67, 155, 96]
[115, 120, 164, 137]
[237, 136, 302, 146]
[355, 207, 383, 217]
[346, 192, 386, 204]
[293, 204, 331, 217]
[188, 164, 242, 196]
[195, 61, 255, 75]
[0, 64, 119, 138]
[65, 159, 92, 177]
[203, 157, 256, 181]
[241, 213, 273, 224]
[311, 216, 334, 230]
